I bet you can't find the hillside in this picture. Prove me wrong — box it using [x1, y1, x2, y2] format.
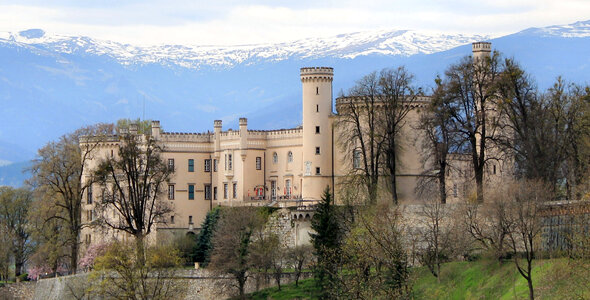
[247, 259, 590, 299]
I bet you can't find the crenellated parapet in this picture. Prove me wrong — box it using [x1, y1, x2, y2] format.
[335, 95, 431, 113]
[300, 67, 333, 83]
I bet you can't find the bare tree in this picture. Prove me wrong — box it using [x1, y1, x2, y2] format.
[287, 245, 313, 287]
[418, 193, 452, 283]
[462, 189, 514, 261]
[337, 67, 418, 204]
[29, 124, 114, 273]
[337, 72, 384, 204]
[437, 53, 502, 202]
[506, 180, 550, 300]
[93, 132, 174, 263]
[209, 207, 265, 299]
[379, 67, 418, 204]
[416, 77, 460, 204]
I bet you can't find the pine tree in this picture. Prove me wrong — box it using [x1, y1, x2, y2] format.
[310, 187, 341, 298]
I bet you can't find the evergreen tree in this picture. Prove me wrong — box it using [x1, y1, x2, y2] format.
[193, 207, 220, 267]
[310, 187, 341, 298]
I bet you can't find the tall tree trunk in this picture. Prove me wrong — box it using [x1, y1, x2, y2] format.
[70, 239, 79, 274]
[438, 165, 447, 204]
[475, 167, 484, 203]
[135, 233, 146, 267]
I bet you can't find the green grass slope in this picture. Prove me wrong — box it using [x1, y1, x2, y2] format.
[247, 258, 589, 300]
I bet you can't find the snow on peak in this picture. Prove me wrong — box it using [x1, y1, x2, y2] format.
[520, 19, 590, 38]
[1, 27, 490, 69]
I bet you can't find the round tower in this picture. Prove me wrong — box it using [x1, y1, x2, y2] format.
[300, 67, 333, 200]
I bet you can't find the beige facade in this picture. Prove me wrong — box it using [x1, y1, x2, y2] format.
[80, 43, 505, 250]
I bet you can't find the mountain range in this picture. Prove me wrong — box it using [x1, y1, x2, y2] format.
[1, 20, 590, 186]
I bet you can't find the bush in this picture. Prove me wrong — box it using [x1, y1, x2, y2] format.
[17, 273, 28, 282]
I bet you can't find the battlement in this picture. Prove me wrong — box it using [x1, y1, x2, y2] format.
[472, 42, 491, 52]
[300, 67, 333, 82]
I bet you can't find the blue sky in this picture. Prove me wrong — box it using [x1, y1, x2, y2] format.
[1, 0, 589, 45]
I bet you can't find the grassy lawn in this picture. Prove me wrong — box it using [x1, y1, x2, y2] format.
[247, 278, 320, 300]
[246, 258, 590, 299]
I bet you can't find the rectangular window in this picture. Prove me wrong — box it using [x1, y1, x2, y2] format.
[228, 154, 233, 170]
[213, 159, 218, 172]
[188, 184, 194, 200]
[353, 150, 361, 169]
[224, 183, 228, 199]
[168, 185, 175, 200]
[170, 215, 175, 224]
[213, 186, 218, 200]
[316, 167, 321, 175]
[316, 104, 319, 112]
[315, 147, 320, 155]
[493, 165, 496, 175]
[271, 181, 276, 198]
[86, 210, 92, 222]
[189, 215, 193, 225]
[204, 184, 211, 200]
[168, 159, 175, 171]
[256, 157, 262, 170]
[87, 184, 93, 204]
[315, 126, 320, 134]
[285, 179, 291, 197]
[225, 154, 227, 170]
[233, 182, 237, 199]
[204, 159, 211, 172]
[188, 159, 194, 172]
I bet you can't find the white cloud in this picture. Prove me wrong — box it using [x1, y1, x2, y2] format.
[0, 1, 589, 45]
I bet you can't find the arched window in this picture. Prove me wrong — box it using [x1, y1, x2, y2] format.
[273, 152, 278, 164]
[287, 151, 293, 163]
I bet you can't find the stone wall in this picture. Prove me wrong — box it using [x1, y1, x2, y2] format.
[33, 269, 313, 300]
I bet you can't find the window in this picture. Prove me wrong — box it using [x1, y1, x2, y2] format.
[189, 215, 193, 225]
[316, 167, 321, 175]
[353, 149, 361, 169]
[168, 185, 175, 200]
[213, 186, 218, 200]
[86, 210, 92, 222]
[273, 152, 278, 164]
[316, 86, 319, 95]
[287, 151, 293, 163]
[170, 215, 175, 224]
[223, 183, 228, 199]
[316, 104, 319, 112]
[87, 184, 93, 204]
[204, 159, 211, 172]
[168, 159, 174, 171]
[271, 181, 276, 198]
[493, 164, 496, 175]
[188, 159, 194, 172]
[285, 179, 291, 197]
[233, 182, 237, 199]
[228, 154, 233, 170]
[110, 149, 113, 157]
[256, 157, 262, 170]
[315, 147, 320, 155]
[315, 126, 320, 134]
[85, 234, 91, 244]
[213, 159, 218, 172]
[188, 184, 194, 200]
[205, 184, 211, 200]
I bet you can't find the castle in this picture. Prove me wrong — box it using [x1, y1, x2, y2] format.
[80, 42, 504, 248]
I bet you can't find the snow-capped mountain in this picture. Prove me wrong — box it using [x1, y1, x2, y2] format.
[0, 28, 489, 68]
[517, 20, 590, 38]
[1, 19, 590, 187]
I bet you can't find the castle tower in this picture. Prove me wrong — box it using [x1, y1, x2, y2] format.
[300, 67, 333, 200]
[472, 42, 491, 62]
